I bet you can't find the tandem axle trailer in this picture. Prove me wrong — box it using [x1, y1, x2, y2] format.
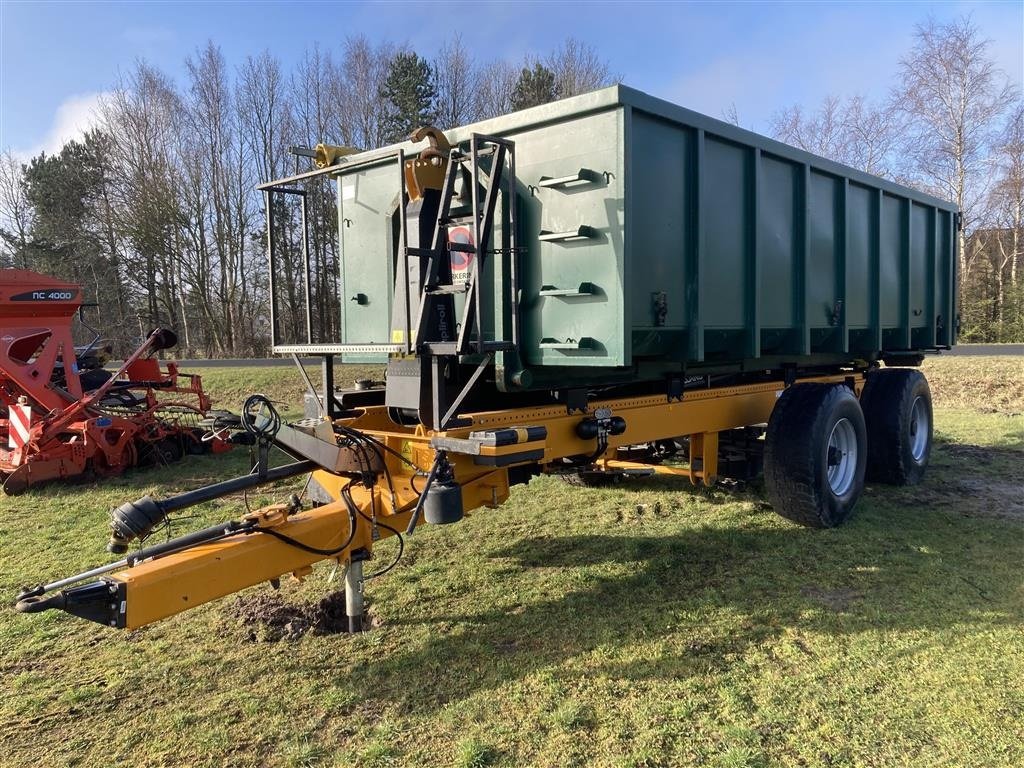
[16, 86, 952, 633]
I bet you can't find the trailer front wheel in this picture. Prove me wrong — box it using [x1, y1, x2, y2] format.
[764, 383, 867, 528]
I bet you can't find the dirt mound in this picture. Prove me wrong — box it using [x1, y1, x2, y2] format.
[228, 590, 372, 641]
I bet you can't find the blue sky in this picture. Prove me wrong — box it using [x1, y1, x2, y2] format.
[1, 0, 1021, 157]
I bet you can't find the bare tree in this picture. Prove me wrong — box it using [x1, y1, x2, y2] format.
[433, 34, 478, 130]
[237, 51, 290, 184]
[546, 37, 616, 98]
[771, 96, 851, 164]
[337, 35, 394, 149]
[474, 59, 518, 120]
[987, 102, 1024, 332]
[0, 150, 32, 267]
[722, 103, 741, 127]
[98, 61, 186, 349]
[291, 45, 344, 342]
[184, 41, 263, 355]
[840, 96, 897, 176]
[892, 15, 1017, 288]
[771, 93, 901, 178]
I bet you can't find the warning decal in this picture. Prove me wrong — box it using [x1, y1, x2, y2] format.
[447, 226, 474, 285]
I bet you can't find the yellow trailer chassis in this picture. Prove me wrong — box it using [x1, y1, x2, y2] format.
[17, 370, 866, 631]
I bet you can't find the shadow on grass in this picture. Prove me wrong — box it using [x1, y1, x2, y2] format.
[352, 496, 1021, 713]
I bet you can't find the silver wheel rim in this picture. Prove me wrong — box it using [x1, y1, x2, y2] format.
[909, 396, 929, 462]
[826, 417, 858, 496]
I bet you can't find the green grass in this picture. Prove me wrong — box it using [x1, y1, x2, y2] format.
[0, 358, 1022, 767]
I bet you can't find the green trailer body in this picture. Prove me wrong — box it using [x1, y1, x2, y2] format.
[273, 85, 958, 392]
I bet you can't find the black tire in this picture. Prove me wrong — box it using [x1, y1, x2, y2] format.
[155, 438, 184, 465]
[860, 368, 932, 485]
[79, 368, 112, 392]
[185, 429, 209, 455]
[764, 383, 867, 528]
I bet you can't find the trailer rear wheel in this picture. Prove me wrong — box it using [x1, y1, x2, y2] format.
[860, 368, 932, 485]
[764, 383, 867, 528]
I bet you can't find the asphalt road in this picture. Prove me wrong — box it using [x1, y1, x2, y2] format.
[169, 357, 319, 367]
[944, 344, 1024, 356]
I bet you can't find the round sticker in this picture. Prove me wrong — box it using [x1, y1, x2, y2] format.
[448, 226, 475, 276]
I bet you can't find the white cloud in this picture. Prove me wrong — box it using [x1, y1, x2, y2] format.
[13, 92, 109, 162]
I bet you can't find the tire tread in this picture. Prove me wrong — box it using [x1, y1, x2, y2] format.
[764, 384, 841, 528]
[861, 368, 931, 485]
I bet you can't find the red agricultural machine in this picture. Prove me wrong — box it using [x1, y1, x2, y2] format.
[0, 269, 229, 494]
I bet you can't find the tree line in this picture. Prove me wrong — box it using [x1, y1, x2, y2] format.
[0, 18, 1020, 355]
[765, 17, 1022, 343]
[0, 36, 612, 355]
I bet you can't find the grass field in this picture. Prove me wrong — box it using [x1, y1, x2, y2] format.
[1, 357, 1022, 768]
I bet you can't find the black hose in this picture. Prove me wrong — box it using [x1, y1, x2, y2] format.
[336, 424, 421, 471]
[242, 394, 281, 439]
[406, 453, 443, 535]
[254, 481, 358, 557]
[125, 519, 255, 567]
[355, 508, 405, 580]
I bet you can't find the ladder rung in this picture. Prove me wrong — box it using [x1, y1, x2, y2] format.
[420, 340, 515, 355]
[425, 284, 469, 295]
[406, 246, 435, 259]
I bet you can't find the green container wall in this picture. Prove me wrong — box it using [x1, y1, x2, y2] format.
[329, 86, 957, 382]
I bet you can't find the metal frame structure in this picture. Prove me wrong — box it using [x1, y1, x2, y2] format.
[260, 134, 520, 425]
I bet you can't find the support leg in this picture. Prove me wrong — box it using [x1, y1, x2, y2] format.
[344, 558, 364, 633]
[687, 432, 719, 486]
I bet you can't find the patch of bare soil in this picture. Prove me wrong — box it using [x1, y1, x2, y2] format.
[228, 590, 376, 641]
[956, 479, 1024, 519]
[903, 479, 1024, 521]
[800, 586, 862, 612]
[914, 475, 1024, 514]
[940, 444, 1020, 464]
[915, 444, 1024, 520]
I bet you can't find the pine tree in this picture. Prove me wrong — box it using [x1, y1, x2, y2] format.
[510, 63, 557, 111]
[22, 138, 104, 278]
[380, 52, 437, 143]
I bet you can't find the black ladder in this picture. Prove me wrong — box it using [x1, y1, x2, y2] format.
[411, 133, 519, 357]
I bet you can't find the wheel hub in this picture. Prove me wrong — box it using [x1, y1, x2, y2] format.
[909, 396, 929, 462]
[826, 417, 858, 496]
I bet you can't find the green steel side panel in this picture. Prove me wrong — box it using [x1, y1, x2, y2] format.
[759, 155, 798, 331]
[937, 209, 953, 345]
[910, 202, 930, 329]
[627, 112, 689, 355]
[808, 171, 840, 337]
[520, 108, 626, 367]
[880, 193, 904, 329]
[845, 183, 873, 330]
[702, 137, 749, 330]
